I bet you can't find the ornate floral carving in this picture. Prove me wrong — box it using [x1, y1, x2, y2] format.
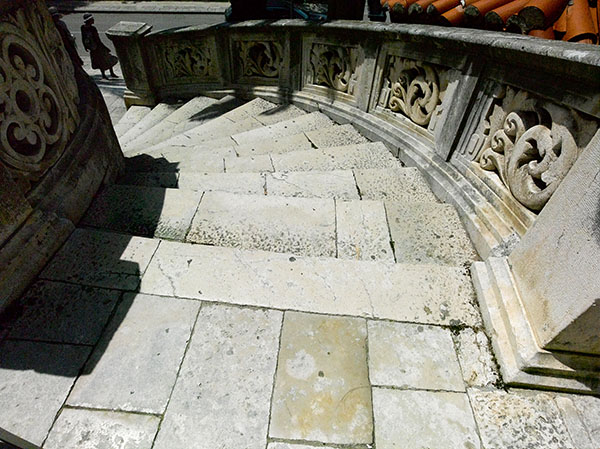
[473, 87, 597, 211]
[0, 4, 80, 189]
[378, 56, 441, 127]
[309, 44, 358, 95]
[163, 40, 217, 80]
[236, 40, 283, 79]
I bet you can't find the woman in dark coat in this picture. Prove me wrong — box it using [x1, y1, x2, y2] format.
[81, 13, 118, 79]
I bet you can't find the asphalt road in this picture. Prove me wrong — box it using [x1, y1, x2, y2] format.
[62, 12, 226, 58]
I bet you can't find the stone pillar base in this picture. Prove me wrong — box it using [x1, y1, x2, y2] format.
[472, 257, 600, 395]
[124, 89, 156, 109]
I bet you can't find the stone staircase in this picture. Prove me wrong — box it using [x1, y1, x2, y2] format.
[1, 95, 598, 449]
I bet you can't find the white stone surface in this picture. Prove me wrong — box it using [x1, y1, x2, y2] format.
[186, 192, 336, 257]
[220, 97, 278, 122]
[67, 293, 199, 414]
[268, 444, 340, 449]
[41, 228, 159, 290]
[0, 341, 90, 445]
[306, 123, 368, 148]
[8, 280, 119, 345]
[165, 117, 262, 149]
[254, 103, 306, 125]
[81, 185, 203, 240]
[144, 142, 236, 162]
[234, 133, 313, 156]
[265, 170, 359, 199]
[120, 103, 177, 148]
[336, 199, 394, 261]
[114, 105, 151, 138]
[272, 142, 400, 172]
[44, 408, 160, 449]
[232, 112, 333, 145]
[171, 151, 226, 173]
[555, 394, 600, 449]
[153, 304, 282, 449]
[354, 167, 439, 202]
[140, 242, 480, 326]
[368, 321, 465, 391]
[270, 312, 372, 444]
[225, 154, 274, 172]
[468, 389, 575, 449]
[453, 328, 500, 387]
[373, 388, 481, 449]
[386, 201, 478, 266]
[177, 171, 265, 194]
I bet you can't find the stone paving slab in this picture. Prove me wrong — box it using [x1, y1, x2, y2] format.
[140, 242, 480, 326]
[265, 170, 359, 199]
[234, 133, 314, 157]
[120, 103, 178, 148]
[44, 408, 160, 449]
[268, 444, 348, 449]
[386, 201, 479, 266]
[153, 303, 282, 449]
[67, 293, 199, 414]
[232, 112, 333, 146]
[144, 142, 236, 162]
[0, 340, 91, 445]
[272, 142, 401, 172]
[8, 280, 120, 345]
[169, 95, 245, 137]
[255, 103, 306, 126]
[555, 394, 600, 448]
[225, 154, 275, 173]
[81, 185, 203, 240]
[186, 192, 336, 257]
[169, 151, 227, 173]
[221, 97, 279, 123]
[336, 199, 394, 262]
[453, 328, 500, 387]
[117, 172, 180, 189]
[367, 320, 464, 391]
[468, 389, 575, 449]
[354, 167, 439, 202]
[270, 312, 372, 445]
[161, 117, 261, 149]
[41, 228, 159, 290]
[373, 388, 481, 449]
[177, 171, 265, 194]
[114, 105, 150, 138]
[305, 123, 369, 148]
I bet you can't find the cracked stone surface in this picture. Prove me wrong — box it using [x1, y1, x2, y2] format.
[67, 293, 199, 414]
[373, 388, 481, 449]
[177, 171, 265, 194]
[81, 185, 203, 240]
[453, 328, 500, 387]
[0, 340, 91, 445]
[386, 201, 479, 266]
[555, 394, 600, 449]
[354, 167, 439, 202]
[44, 408, 160, 449]
[305, 123, 369, 148]
[235, 133, 314, 156]
[368, 320, 465, 391]
[153, 303, 282, 449]
[265, 170, 359, 199]
[336, 199, 394, 262]
[41, 228, 159, 290]
[270, 312, 372, 445]
[187, 192, 336, 257]
[225, 154, 274, 173]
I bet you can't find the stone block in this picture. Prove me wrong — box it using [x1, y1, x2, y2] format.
[265, 170, 359, 199]
[306, 123, 369, 148]
[177, 171, 265, 194]
[354, 167, 438, 202]
[234, 133, 313, 157]
[224, 154, 274, 173]
[453, 328, 500, 387]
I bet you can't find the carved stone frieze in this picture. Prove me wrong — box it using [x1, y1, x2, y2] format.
[0, 3, 80, 191]
[378, 56, 443, 127]
[163, 39, 217, 81]
[309, 44, 358, 95]
[471, 86, 597, 212]
[236, 40, 283, 79]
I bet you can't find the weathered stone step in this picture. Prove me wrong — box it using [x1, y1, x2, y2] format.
[113, 105, 151, 138]
[118, 102, 179, 147]
[39, 227, 480, 327]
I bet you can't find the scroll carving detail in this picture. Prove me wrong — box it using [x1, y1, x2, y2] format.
[237, 40, 283, 79]
[472, 87, 596, 212]
[309, 44, 358, 95]
[378, 57, 441, 127]
[0, 5, 80, 190]
[164, 40, 216, 80]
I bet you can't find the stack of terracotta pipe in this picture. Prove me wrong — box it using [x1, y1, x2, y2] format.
[381, 0, 599, 44]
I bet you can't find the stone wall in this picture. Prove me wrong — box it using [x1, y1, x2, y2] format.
[0, 0, 124, 310]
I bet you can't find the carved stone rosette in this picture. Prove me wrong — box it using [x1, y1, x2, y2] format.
[467, 86, 598, 212]
[163, 39, 217, 81]
[236, 40, 283, 79]
[378, 56, 442, 127]
[0, 4, 80, 190]
[309, 44, 358, 95]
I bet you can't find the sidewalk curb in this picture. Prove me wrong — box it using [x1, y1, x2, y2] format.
[48, 1, 230, 14]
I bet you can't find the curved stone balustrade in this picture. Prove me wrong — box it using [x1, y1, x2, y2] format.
[109, 20, 600, 393]
[0, 0, 124, 310]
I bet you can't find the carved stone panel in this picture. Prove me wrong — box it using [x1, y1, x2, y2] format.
[233, 39, 283, 82]
[307, 43, 359, 97]
[159, 37, 219, 85]
[467, 86, 598, 212]
[0, 2, 80, 192]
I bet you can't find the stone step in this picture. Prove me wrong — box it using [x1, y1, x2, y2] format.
[118, 103, 178, 147]
[355, 167, 439, 203]
[113, 105, 151, 138]
[122, 96, 220, 152]
[39, 227, 480, 327]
